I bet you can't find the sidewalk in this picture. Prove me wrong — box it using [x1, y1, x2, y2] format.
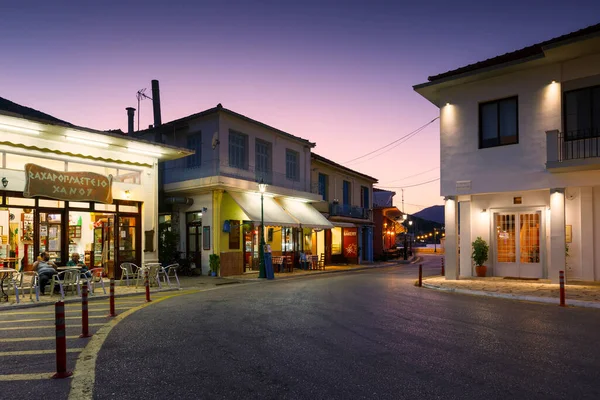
[423, 276, 600, 309]
[0, 275, 241, 310]
[225, 258, 417, 281]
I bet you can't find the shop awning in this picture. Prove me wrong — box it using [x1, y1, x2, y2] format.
[276, 198, 334, 230]
[331, 221, 356, 228]
[228, 191, 298, 227]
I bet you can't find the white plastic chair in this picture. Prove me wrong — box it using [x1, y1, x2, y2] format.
[15, 271, 40, 302]
[50, 270, 79, 299]
[137, 264, 162, 289]
[163, 264, 180, 288]
[120, 263, 140, 286]
[89, 268, 106, 294]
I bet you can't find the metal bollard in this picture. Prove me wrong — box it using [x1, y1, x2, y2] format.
[418, 264, 423, 287]
[80, 284, 91, 338]
[108, 279, 116, 317]
[441, 258, 445, 276]
[52, 301, 72, 379]
[559, 270, 566, 307]
[145, 269, 152, 302]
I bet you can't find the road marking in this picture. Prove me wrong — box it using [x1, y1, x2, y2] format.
[0, 307, 132, 316]
[0, 348, 84, 356]
[68, 289, 201, 400]
[0, 323, 104, 331]
[0, 335, 82, 343]
[0, 316, 109, 324]
[0, 372, 55, 381]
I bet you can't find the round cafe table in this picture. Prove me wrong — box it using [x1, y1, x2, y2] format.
[57, 266, 83, 271]
[0, 268, 17, 302]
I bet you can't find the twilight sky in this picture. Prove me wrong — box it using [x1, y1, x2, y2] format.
[1, 1, 599, 214]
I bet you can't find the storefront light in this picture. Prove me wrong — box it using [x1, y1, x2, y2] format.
[66, 135, 110, 148]
[0, 123, 39, 135]
[127, 147, 163, 157]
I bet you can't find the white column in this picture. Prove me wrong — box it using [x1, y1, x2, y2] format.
[444, 196, 459, 280]
[580, 187, 594, 281]
[550, 188, 566, 283]
[459, 201, 472, 277]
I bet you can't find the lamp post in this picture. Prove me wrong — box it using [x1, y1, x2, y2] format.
[408, 220, 413, 256]
[258, 180, 267, 279]
[434, 228, 438, 253]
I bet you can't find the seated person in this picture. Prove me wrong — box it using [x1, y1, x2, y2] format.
[32, 252, 58, 295]
[67, 252, 91, 278]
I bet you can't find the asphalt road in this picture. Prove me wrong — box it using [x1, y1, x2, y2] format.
[93, 256, 600, 400]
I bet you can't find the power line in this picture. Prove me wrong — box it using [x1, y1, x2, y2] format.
[376, 177, 440, 189]
[343, 117, 439, 164]
[378, 166, 439, 185]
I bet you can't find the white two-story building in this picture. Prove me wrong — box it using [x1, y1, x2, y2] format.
[136, 99, 333, 276]
[414, 23, 600, 283]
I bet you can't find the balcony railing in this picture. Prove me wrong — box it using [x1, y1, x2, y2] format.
[330, 203, 368, 219]
[546, 129, 600, 171]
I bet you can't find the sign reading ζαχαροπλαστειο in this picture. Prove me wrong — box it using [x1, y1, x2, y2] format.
[23, 163, 113, 203]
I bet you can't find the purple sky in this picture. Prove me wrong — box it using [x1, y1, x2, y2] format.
[1, 1, 599, 214]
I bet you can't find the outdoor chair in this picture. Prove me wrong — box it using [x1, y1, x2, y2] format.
[89, 268, 106, 294]
[50, 270, 79, 299]
[136, 264, 162, 288]
[1, 270, 20, 300]
[318, 253, 325, 270]
[17, 271, 40, 301]
[120, 263, 140, 286]
[162, 264, 180, 288]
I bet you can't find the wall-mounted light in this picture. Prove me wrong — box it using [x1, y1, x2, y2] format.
[481, 208, 487, 213]
[202, 207, 208, 212]
[1, 177, 7, 188]
[124, 190, 131, 199]
[446, 102, 450, 106]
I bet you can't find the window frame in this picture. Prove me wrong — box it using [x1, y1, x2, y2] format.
[255, 139, 272, 175]
[361, 186, 369, 208]
[186, 132, 202, 168]
[478, 96, 519, 149]
[228, 130, 249, 170]
[342, 180, 351, 206]
[318, 173, 328, 201]
[563, 84, 600, 140]
[285, 149, 300, 181]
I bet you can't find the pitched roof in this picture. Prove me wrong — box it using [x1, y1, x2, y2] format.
[136, 103, 316, 147]
[311, 153, 378, 183]
[0, 96, 73, 126]
[428, 22, 600, 82]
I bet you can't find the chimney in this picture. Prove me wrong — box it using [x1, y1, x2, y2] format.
[151, 79, 162, 127]
[126, 107, 135, 135]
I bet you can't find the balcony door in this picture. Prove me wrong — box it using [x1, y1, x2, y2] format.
[494, 211, 542, 278]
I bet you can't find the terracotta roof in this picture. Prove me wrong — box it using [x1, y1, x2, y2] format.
[428, 23, 600, 82]
[311, 153, 378, 183]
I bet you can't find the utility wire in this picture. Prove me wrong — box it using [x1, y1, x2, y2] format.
[378, 166, 439, 185]
[376, 177, 440, 189]
[343, 117, 439, 164]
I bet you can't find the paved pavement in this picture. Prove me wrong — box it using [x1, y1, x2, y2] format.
[0, 292, 184, 398]
[90, 255, 600, 400]
[423, 274, 600, 307]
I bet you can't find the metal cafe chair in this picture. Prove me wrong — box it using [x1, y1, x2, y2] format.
[162, 264, 180, 289]
[120, 263, 140, 286]
[89, 268, 106, 295]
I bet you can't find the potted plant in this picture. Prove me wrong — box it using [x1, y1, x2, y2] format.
[209, 254, 220, 277]
[471, 236, 489, 277]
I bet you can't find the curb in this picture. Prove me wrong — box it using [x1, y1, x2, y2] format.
[0, 287, 180, 311]
[422, 283, 600, 309]
[223, 260, 414, 282]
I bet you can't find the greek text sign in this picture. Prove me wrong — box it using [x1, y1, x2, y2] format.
[24, 163, 113, 203]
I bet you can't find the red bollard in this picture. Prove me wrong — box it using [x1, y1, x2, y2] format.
[441, 258, 445, 276]
[52, 301, 72, 379]
[418, 264, 423, 287]
[145, 269, 152, 303]
[107, 279, 116, 317]
[559, 270, 566, 307]
[80, 284, 91, 338]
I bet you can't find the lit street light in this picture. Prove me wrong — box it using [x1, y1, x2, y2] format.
[258, 180, 267, 279]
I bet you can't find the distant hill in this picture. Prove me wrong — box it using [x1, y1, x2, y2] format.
[413, 205, 444, 224]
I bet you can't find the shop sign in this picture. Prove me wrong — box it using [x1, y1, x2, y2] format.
[343, 228, 358, 257]
[24, 163, 113, 203]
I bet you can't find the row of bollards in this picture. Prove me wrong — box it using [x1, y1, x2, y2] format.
[417, 263, 569, 308]
[53, 276, 154, 378]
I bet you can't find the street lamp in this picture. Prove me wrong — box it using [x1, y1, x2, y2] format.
[258, 180, 267, 279]
[434, 228, 438, 253]
[408, 220, 413, 256]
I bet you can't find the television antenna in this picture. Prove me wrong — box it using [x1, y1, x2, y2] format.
[136, 88, 152, 131]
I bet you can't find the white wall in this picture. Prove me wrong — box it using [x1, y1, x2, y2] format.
[176, 192, 213, 275]
[438, 52, 600, 197]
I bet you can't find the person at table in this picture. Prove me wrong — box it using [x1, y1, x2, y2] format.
[33, 252, 58, 295]
[67, 253, 91, 278]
